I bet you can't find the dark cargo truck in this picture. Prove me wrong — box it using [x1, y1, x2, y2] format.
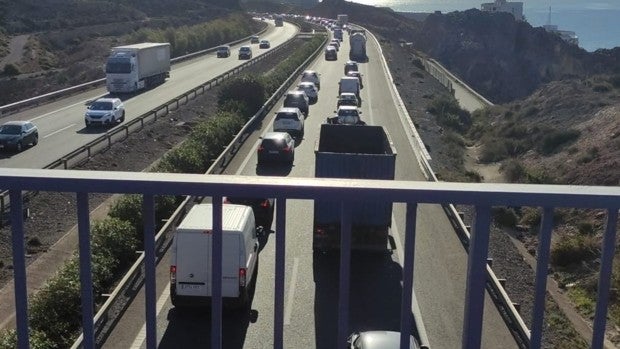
[313, 124, 396, 252]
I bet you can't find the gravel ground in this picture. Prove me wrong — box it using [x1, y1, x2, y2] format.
[0, 35, 587, 348]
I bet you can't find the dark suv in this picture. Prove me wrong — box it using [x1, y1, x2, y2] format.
[283, 91, 309, 116]
[224, 197, 275, 229]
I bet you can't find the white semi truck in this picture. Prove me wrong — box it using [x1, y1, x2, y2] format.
[337, 14, 348, 27]
[349, 32, 367, 61]
[105, 42, 171, 94]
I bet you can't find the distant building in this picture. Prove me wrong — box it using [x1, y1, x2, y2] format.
[481, 0, 523, 21]
[542, 7, 579, 46]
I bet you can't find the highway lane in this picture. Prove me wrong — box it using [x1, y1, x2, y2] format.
[0, 20, 298, 169]
[107, 29, 519, 348]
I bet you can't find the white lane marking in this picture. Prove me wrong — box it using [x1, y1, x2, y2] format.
[284, 257, 300, 325]
[43, 124, 75, 139]
[29, 96, 103, 122]
[364, 66, 375, 125]
[130, 283, 170, 349]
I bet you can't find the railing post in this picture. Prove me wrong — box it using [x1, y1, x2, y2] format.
[211, 196, 223, 349]
[10, 190, 29, 349]
[76, 192, 95, 349]
[401, 203, 418, 349]
[337, 202, 352, 348]
[274, 197, 287, 349]
[142, 195, 157, 349]
[592, 208, 619, 348]
[462, 205, 492, 349]
[530, 207, 554, 348]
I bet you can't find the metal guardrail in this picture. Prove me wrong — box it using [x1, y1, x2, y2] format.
[70, 29, 328, 348]
[0, 24, 270, 117]
[365, 26, 531, 348]
[0, 29, 303, 227]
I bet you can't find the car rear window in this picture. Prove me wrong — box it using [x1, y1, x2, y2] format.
[276, 112, 298, 120]
[261, 139, 285, 149]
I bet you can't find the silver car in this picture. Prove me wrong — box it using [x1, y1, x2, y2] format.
[301, 70, 321, 89]
[0, 120, 38, 152]
[85, 98, 125, 127]
[296, 81, 318, 103]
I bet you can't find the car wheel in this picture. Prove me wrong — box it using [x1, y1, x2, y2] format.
[15, 141, 22, 152]
[32, 134, 38, 146]
[120, 111, 125, 122]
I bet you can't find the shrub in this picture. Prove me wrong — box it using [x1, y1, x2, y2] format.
[500, 159, 527, 183]
[551, 234, 599, 267]
[3, 63, 20, 76]
[539, 129, 580, 155]
[577, 221, 596, 235]
[592, 83, 611, 93]
[0, 329, 55, 349]
[610, 75, 620, 89]
[480, 139, 508, 163]
[218, 74, 266, 117]
[91, 218, 138, 267]
[108, 194, 178, 243]
[520, 207, 541, 227]
[427, 94, 471, 132]
[493, 207, 518, 227]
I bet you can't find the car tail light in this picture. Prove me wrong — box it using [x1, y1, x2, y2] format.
[315, 227, 325, 236]
[258, 145, 264, 152]
[239, 268, 247, 287]
[260, 199, 271, 208]
[283, 146, 291, 152]
[170, 265, 177, 283]
[223, 197, 230, 204]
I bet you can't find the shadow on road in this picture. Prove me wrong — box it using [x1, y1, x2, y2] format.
[255, 163, 292, 176]
[313, 251, 422, 347]
[157, 275, 260, 349]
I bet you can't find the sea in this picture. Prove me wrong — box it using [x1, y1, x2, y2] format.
[346, 0, 620, 52]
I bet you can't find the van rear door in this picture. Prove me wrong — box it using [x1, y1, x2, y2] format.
[176, 231, 241, 298]
[175, 229, 210, 297]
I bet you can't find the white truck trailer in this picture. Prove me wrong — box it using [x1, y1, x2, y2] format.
[349, 32, 367, 61]
[105, 42, 171, 94]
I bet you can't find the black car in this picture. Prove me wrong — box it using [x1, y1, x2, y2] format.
[0, 121, 38, 152]
[216, 45, 231, 58]
[238, 46, 252, 59]
[283, 90, 309, 116]
[259, 40, 271, 49]
[325, 46, 338, 61]
[346, 71, 363, 89]
[223, 197, 275, 229]
[257, 132, 295, 165]
[344, 60, 359, 75]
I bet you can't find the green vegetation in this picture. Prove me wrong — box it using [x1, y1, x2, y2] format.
[427, 94, 472, 132]
[0, 35, 325, 348]
[3, 63, 19, 76]
[539, 129, 581, 155]
[492, 207, 518, 227]
[550, 234, 599, 267]
[128, 14, 257, 57]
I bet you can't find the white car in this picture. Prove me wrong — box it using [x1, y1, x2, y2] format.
[296, 81, 318, 103]
[273, 107, 304, 137]
[85, 98, 125, 127]
[301, 70, 321, 89]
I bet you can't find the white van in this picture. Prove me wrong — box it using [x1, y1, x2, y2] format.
[170, 203, 259, 309]
[338, 76, 361, 105]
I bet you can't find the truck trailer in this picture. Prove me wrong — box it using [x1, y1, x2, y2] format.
[337, 14, 348, 27]
[105, 42, 171, 94]
[313, 124, 396, 252]
[274, 14, 284, 27]
[349, 32, 367, 61]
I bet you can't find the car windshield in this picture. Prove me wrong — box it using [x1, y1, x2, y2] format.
[0, 125, 22, 135]
[240, 47, 250, 52]
[89, 101, 113, 110]
[218, 47, 228, 51]
[105, 58, 131, 74]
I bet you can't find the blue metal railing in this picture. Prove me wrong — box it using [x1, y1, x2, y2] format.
[1, 168, 619, 349]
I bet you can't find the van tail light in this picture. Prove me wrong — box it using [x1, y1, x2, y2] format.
[223, 197, 230, 204]
[260, 199, 271, 208]
[239, 268, 247, 287]
[170, 265, 177, 283]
